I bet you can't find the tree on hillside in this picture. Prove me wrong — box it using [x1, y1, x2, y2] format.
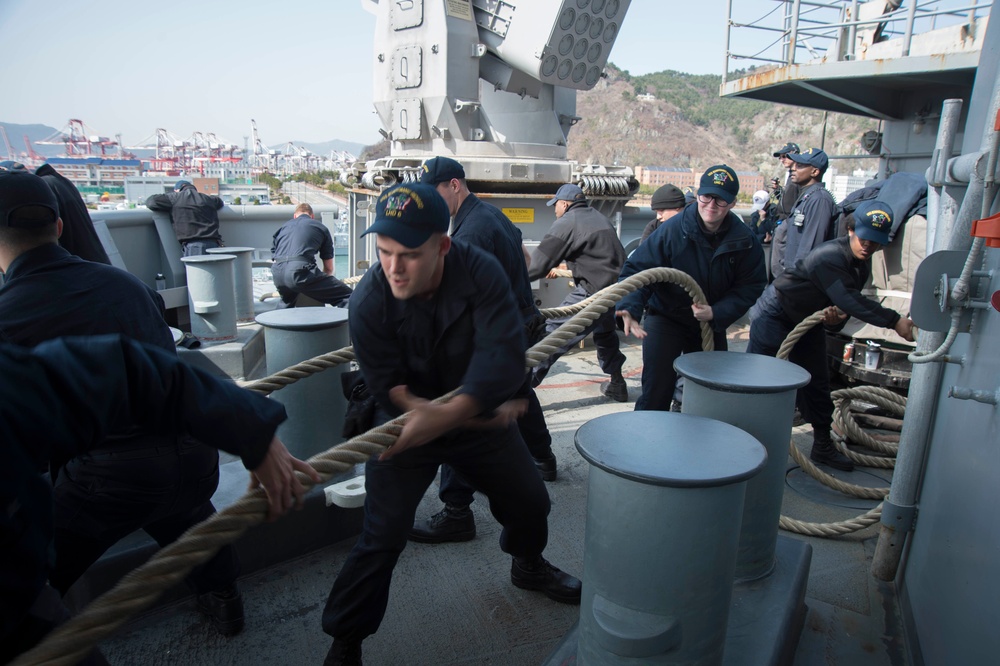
[569, 63, 878, 172]
[359, 139, 390, 162]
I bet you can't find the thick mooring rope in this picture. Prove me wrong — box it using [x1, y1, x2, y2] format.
[17, 266, 710, 665]
[13, 426, 396, 666]
[527, 267, 715, 369]
[31, 265, 908, 662]
[776, 314, 906, 538]
[241, 346, 356, 395]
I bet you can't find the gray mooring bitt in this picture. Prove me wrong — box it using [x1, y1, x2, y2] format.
[180, 253, 238, 342]
[206, 246, 256, 323]
[574, 411, 767, 665]
[254, 307, 350, 461]
[674, 351, 810, 581]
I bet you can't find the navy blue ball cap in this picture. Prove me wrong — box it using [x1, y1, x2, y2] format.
[420, 156, 465, 186]
[773, 142, 800, 157]
[698, 165, 740, 204]
[0, 169, 59, 228]
[853, 200, 894, 246]
[174, 180, 193, 191]
[363, 183, 450, 248]
[547, 183, 586, 206]
[788, 148, 829, 172]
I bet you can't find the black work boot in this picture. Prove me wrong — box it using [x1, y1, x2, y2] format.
[323, 639, 363, 666]
[196, 583, 244, 636]
[409, 505, 476, 543]
[810, 432, 855, 472]
[511, 556, 582, 604]
[533, 452, 558, 482]
[600, 372, 628, 402]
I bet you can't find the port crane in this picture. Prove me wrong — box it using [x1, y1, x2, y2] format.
[37, 119, 121, 157]
[0, 125, 14, 160]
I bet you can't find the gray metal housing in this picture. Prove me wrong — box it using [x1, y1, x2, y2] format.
[723, 2, 1000, 662]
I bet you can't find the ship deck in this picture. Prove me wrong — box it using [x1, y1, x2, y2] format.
[96, 321, 905, 665]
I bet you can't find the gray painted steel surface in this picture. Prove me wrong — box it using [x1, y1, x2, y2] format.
[574, 411, 766, 664]
[255, 307, 350, 461]
[207, 246, 255, 323]
[899, 275, 1000, 664]
[725, 3, 1000, 661]
[368, 0, 630, 160]
[675, 351, 810, 580]
[181, 253, 237, 342]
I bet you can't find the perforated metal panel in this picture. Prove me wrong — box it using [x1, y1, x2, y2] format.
[471, 0, 630, 91]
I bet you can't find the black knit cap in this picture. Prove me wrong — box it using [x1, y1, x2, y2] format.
[650, 184, 686, 210]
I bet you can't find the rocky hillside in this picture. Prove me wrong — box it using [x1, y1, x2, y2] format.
[570, 65, 879, 178]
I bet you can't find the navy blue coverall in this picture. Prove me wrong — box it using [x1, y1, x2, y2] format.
[617, 203, 767, 410]
[773, 182, 835, 280]
[322, 241, 551, 642]
[438, 193, 553, 508]
[748, 235, 901, 435]
[0, 244, 242, 597]
[0, 335, 284, 664]
[270, 213, 352, 306]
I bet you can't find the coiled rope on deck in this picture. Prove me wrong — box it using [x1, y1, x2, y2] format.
[17, 266, 708, 666]
[776, 313, 906, 538]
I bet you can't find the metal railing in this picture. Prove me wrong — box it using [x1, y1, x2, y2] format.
[723, 0, 992, 83]
[92, 203, 344, 291]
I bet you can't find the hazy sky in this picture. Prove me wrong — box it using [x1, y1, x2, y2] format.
[0, 1, 775, 148]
